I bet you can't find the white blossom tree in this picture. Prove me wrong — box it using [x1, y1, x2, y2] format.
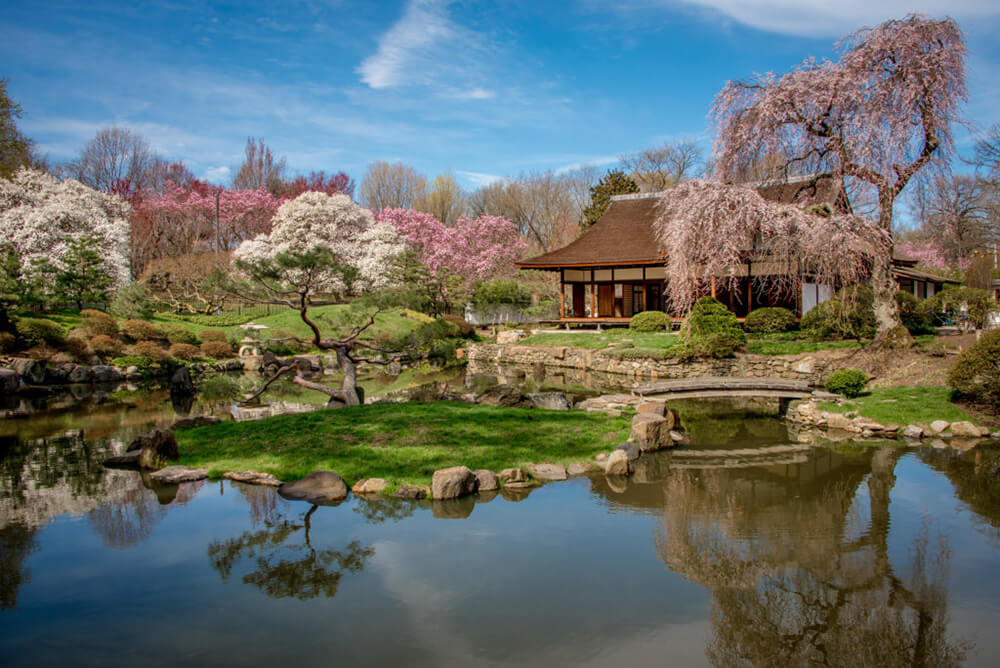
[0, 168, 131, 300]
[233, 191, 406, 405]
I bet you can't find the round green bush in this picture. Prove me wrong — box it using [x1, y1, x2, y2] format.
[160, 323, 199, 346]
[744, 307, 797, 334]
[109, 282, 155, 320]
[681, 297, 746, 358]
[948, 329, 1000, 409]
[199, 329, 229, 344]
[79, 309, 119, 338]
[825, 368, 868, 398]
[924, 287, 993, 329]
[121, 319, 161, 343]
[629, 310, 669, 332]
[14, 317, 66, 347]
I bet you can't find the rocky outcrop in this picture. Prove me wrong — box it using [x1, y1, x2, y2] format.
[278, 471, 348, 504]
[130, 429, 180, 470]
[476, 384, 528, 407]
[352, 478, 389, 495]
[630, 413, 675, 452]
[473, 469, 499, 491]
[8, 358, 46, 384]
[149, 466, 208, 483]
[605, 449, 631, 476]
[431, 466, 479, 499]
[526, 392, 572, 411]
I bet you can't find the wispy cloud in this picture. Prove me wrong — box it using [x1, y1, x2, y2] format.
[555, 155, 621, 174]
[457, 170, 505, 187]
[202, 165, 231, 183]
[654, 0, 1000, 37]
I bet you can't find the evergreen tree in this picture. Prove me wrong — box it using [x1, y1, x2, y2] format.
[0, 79, 33, 179]
[581, 169, 638, 230]
[55, 236, 114, 309]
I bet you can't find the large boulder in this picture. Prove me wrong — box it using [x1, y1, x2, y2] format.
[473, 469, 499, 492]
[278, 471, 348, 504]
[526, 392, 572, 411]
[950, 421, 987, 438]
[498, 468, 531, 484]
[352, 478, 389, 495]
[616, 441, 640, 461]
[630, 414, 674, 452]
[68, 365, 94, 384]
[930, 420, 951, 434]
[92, 365, 124, 384]
[125, 428, 180, 470]
[528, 463, 567, 481]
[0, 368, 19, 395]
[636, 401, 668, 417]
[431, 466, 479, 500]
[170, 366, 196, 396]
[7, 358, 46, 385]
[476, 384, 528, 407]
[605, 449, 631, 476]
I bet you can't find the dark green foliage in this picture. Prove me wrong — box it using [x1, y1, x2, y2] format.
[160, 323, 199, 346]
[387, 251, 468, 317]
[800, 285, 876, 340]
[743, 307, 797, 334]
[0, 78, 33, 179]
[825, 368, 868, 398]
[680, 296, 746, 358]
[895, 291, 934, 335]
[629, 310, 669, 332]
[924, 286, 993, 329]
[13, 317, 65, 347]
[440, 313, 476, 338]
[79, 309, 118, 338]
[581, 169, 639, 230]
[471, 278, 532, 308]
[602, 346, 677, 360]
[109, 282, 155, 320]
[111, 355, 152, 370]
[120, 319, 160, 343]
[0, 244, 22, 331]
[948, 329, 1000, 408]
[54, 236, 113, 309]
[156, 311, 258, 327]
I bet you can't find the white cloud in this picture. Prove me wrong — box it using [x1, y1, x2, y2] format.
[555, 155, 621, 174]
[202, 166, 231, 183]
[442, 87, 496, 100]
[654, 0, 1000, 37]
[457, 170, 506, 187]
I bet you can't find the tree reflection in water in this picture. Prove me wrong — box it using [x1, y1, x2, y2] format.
[208, 504, 374, 600]
[0, 522, 37, 610]
[599, 445, 971, 666]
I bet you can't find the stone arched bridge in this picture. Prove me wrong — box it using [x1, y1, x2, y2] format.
[633, 377, 838, 413]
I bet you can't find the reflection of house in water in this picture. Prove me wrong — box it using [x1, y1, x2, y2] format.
[592, 446, 969, 666]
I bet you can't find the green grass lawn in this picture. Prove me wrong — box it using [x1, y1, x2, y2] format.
[817, 386, 972, 426]
[518, 330, 681, 350]
[745, 339, 861, 355]
[176, 401, 631, 489]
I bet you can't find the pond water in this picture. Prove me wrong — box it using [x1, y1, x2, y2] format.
[3, 375, 1000, 666]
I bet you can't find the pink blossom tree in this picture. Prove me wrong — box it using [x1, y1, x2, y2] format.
[655, 180, 888, 314]
[711, 15, 967, 345]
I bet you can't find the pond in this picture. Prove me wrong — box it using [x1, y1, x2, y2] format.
[2, 375, 1000, 666]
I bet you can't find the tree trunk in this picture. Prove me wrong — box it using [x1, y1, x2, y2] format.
[873, 191, 912, 348]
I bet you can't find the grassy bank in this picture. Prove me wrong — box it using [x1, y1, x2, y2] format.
[816, 385, 972, 426]
[176, 401, 631, 489]
[518, 330, 681, 350]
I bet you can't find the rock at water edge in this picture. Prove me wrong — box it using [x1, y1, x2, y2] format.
[474, 469, 499, 492]
[432, 466, 479, 499]
[529, 463, 567, 481]
[930, 420, 951, 434]
[605, 449, 631, 476]
[223, 471, 281, 487]
[149, 466, 208, 484]
[279, 471, 348, 504]
[352, 478, 389, 495]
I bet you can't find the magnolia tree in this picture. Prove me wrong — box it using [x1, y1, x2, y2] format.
[233, 191, 406, 405]
[711, 15, 967, 345]
[0, 168, 131, 300]
[654, 180, 888, 313]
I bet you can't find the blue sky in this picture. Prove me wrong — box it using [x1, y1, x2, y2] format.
[3, 0, 999, 189]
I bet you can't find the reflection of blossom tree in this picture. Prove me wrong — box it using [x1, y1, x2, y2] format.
[0, 522, 37, 609]
[87, 473, 203, 549]
[352, 495, 416, 525]
[207, 506, 374, 600]
[643, 447, 969, 666]
[232, 482, 287, 527]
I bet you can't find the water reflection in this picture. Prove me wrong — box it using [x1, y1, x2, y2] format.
[0, 522, 35, 610]
[208, 502, 374, 600]
[593, 445, 971, 666]
[919, 443, 1000, 543]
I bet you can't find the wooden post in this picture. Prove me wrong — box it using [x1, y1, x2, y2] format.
[590, 282, 596, 318]
[711, 276, 717, 299]
[559, 272, 565, 320]
[747, 261, 752, 312]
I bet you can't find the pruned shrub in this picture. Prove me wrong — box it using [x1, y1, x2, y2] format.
[121, 319, 161, 343]
[896, 291, 934, 335]
[89, 334, 124, 357]
[744, 307, 797, 334]
[160, 323, 199, 346]
[169, 343, 200, 361]
[441, 313, 476, 338]
[200, 340, 234, 359]
[131, 341, 172, 363]
[629, 310, 670, 332]
[199, 329, 228, 344]
[15, 317, 66, 347]
[680, 297, 746, 358]
[825, 368, 868, 398]
[948, 329, 1000, 409]
[111, 354, 152, 370]
[64, 336, 92, 362]
[801, 285, 876, 340]
[79, 309, 119, 338]
[924, 286, 993, 330]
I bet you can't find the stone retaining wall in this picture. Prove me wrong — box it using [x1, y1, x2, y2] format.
[466, 343, 855, 387]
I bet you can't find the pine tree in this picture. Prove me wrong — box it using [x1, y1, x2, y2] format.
[55, 236, 114, 309]
[581, 169, 638, 230]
